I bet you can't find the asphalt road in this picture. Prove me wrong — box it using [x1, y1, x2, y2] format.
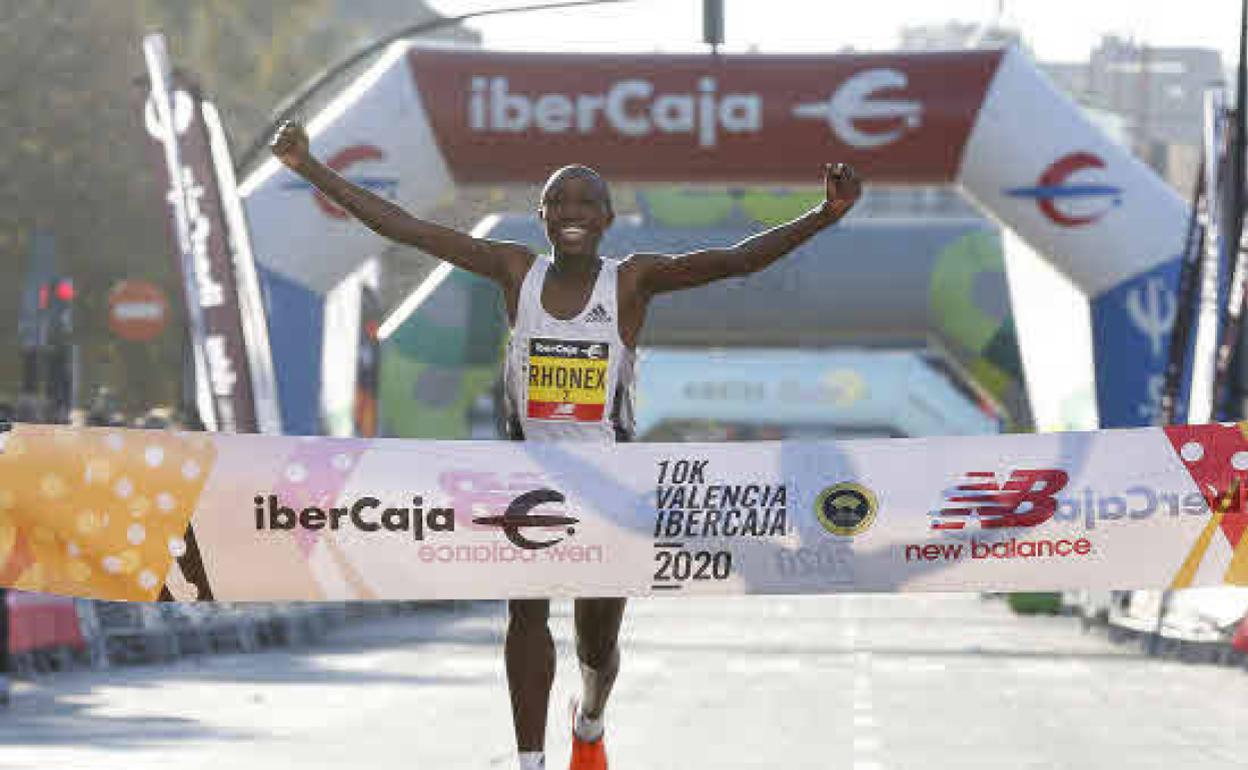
[1, 593, 1246, 769]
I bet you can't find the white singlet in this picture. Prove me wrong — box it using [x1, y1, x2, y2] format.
[502, 256, 636, 443]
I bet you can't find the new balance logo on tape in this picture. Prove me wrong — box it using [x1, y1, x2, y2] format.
[584, 303, 612, 323]
[931, 469, 1069, 530]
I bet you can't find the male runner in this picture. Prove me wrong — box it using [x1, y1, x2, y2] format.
[271, 121, 861, 770]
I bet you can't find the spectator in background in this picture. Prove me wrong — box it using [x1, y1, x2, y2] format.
[14, 395, 43, 424]
[86, 386, 127, 427]
[134, 407, 174, 430]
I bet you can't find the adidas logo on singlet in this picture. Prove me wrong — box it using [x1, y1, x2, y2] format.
[584, 303, 612, 323]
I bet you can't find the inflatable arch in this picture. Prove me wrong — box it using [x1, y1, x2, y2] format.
[239, 44, 1187, 432]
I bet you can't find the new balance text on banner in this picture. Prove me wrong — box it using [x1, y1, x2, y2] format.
[3, 423, 1248, 602]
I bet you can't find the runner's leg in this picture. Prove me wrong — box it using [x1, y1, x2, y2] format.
[573, 598, 626, 724]
[507, 598, 555, 752]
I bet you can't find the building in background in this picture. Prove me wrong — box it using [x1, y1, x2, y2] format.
[901, 21, 1222, 192]
[1046, 36, 1223, 190]
[898, 20, 1024, 53]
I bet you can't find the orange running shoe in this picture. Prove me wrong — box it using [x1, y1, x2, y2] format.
[569, 700, 608, 770]
[569, 731, 607, 770]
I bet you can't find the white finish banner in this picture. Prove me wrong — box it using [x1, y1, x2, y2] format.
[1, 423, 1246, 602]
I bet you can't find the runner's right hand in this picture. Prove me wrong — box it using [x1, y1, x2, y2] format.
[270, 120, 311, 170]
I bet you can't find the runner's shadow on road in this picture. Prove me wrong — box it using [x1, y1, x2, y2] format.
[0, 605, 505, 750]
[622, 637, 1146, 662]
[0, 695, 236, 749]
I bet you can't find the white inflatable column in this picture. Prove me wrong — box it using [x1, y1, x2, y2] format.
[958, 46, 1189, 428]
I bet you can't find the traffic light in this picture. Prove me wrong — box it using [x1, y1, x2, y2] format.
[50, 277, 74, 340]
[54, 278, 74, 303]
[42, 276, 76, 418]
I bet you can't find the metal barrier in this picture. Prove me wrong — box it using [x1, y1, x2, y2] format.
[6, 594, 425, 676]
[6, 592, 89, 675]
[75, 600, 363, 667]
[1063, 590, 1248, 669]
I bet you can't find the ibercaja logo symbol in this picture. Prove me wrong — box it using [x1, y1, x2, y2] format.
[1004, 152, 1123, 227]
[931, 469, 1069, 530]
[792, 68, 923, 149]
[472, 488, 580, 550]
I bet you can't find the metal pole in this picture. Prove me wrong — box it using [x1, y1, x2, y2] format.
[1215, 0, 1248, 419]
[202, 100, 284, 435]
[703, 0, 724, 55]
[1159, 158, 1206, 425]
[1187, 90, 1227, 424]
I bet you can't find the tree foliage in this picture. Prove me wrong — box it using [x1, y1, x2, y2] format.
[0, 1, 171, 411]
[0, 1, 447, 415]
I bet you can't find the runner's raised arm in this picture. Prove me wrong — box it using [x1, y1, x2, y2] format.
[628, 162, 862, 296]
[270, 120, 533, 288]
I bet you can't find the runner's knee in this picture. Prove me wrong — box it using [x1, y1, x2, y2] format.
[574, 598, 625, 667]
[576, 635, 618, 669]
[508, 599, 551, 633]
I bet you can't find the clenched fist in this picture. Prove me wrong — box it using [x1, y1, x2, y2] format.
[823, 162, 862, 219]
[270, 120, 311, 171]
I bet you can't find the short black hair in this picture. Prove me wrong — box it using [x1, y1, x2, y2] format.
[540, 164, 613, 215]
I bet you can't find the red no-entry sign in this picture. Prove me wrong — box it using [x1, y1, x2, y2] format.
[108, 280, 169, 342]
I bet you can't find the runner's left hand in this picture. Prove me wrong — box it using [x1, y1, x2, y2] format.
[824, 162, 862, 219]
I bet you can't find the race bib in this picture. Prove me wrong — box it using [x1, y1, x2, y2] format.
[527, 338, 609, 421]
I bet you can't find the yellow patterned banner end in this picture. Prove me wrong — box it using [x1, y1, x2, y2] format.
[0, 424, 217, 601]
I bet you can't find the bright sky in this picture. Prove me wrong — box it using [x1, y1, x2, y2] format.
[427, 0, 1244, 65]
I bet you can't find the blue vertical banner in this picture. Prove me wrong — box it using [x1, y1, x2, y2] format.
[258, 266, 324, 436]
[1090, 258, 1190, 427]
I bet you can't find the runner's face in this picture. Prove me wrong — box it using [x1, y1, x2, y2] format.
[540, 174, 613, 259]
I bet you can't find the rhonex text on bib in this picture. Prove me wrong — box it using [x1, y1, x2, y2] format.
[527, 337, 609, 421]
